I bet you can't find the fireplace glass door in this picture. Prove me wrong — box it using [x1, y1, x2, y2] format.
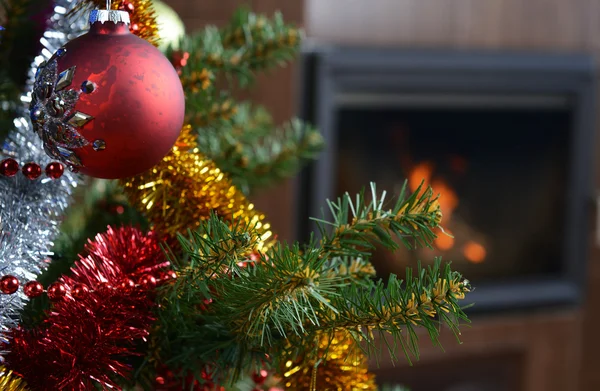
[334, 94, 572, 284]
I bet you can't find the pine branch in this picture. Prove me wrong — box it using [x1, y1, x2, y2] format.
[219, 242, 348, 346]
[185, 93, 237, 128]
[314, 181, 444, 258]
[150, 183, 470, 385]
[221, 7, 302, 76]
[167, 8, 317, 194]
[196, 103, 324, 194]
[171, 216, 262, 279]
[171, 8, 301, 97]
[138, 215, 266, 385]
[314, 261, 470, 364]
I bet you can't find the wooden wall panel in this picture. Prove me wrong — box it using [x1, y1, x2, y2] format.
[306, 0, 589, 50]
[371, 311, 581, 391]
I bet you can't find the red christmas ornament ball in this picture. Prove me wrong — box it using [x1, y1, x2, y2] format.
[23, 281, 44, 298]
[45, 162, 64, 179]
[0, 275, 19, 294]
[0, 158, 19, 177]
[22, 162, 42, 180]
[30, 10, 185, 179]
[47, 282, 68, 301]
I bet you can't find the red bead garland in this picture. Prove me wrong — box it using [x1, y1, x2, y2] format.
[22, 162, 42, 180]
[71, 283, 89, 299]
[23, 281, 44, 298]
[0, 275, 19, 294]
[98, 282, 114, 292]
[0, 271, 175, 299]
[0, 158, 19, 177]
[119, 278, 136, 292]
[159, 270, 178, 282]
[45, 162, 64, 179]
[138, 274, 157, 289]
[0, 159, 65, 179]
[47, 282, 68, 301]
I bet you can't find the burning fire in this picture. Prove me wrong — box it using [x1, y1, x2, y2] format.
[407, 161, 486, 264]
[463, 241, 486, 264]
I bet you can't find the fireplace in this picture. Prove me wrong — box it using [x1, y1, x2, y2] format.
[296, 48, 596, 312]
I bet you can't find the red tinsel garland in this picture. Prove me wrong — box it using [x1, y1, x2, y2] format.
[4, 226, 169, 391]
[63, 227, 170, 290]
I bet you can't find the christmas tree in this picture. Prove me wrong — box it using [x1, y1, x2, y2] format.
[0, 1, 471, 390]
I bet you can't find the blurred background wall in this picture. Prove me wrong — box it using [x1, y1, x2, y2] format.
[163, 1, 600, 390]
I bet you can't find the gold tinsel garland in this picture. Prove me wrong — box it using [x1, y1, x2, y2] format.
[120, 125, 273, 249]
[0, 366, 28, 391]
[282, 331, 376, 391]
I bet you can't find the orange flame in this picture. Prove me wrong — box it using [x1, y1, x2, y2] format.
[463, 241, 486, 264]
[408, 162, 434, 192]
[431, 179, 459, 222]
[408, 160, 484, 263]
[409, 162, 459, 250]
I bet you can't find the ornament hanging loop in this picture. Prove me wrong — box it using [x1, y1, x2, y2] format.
[106, 0, 111, 10]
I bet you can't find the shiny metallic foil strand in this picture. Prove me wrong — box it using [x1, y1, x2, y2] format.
[0, 0, 88, 358]
[120, 126, 274, 251]
[282, 331, 376, 391]
[3, 226, 166, 390]
[0, 366, 28, 391]
[87, 0, 160, 46]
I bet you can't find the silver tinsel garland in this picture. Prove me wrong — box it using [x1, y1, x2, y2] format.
[0, 0, 89, 350]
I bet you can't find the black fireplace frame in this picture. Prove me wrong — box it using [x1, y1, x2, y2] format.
[295, 46, 596, 313]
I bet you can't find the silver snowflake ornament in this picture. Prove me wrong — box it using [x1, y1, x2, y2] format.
[29, 47, 94, 169]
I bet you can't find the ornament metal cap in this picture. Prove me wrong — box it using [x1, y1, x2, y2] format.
[89, 9, 131, 26]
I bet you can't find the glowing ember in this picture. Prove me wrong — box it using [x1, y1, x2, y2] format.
[463, 241, 486, 264]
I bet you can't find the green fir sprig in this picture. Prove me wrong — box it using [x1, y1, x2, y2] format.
[196, 103, 324, 194]
[145, 183, 470, 386]
[169, 7, 302, 91]
[167, 8, 321, 194]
